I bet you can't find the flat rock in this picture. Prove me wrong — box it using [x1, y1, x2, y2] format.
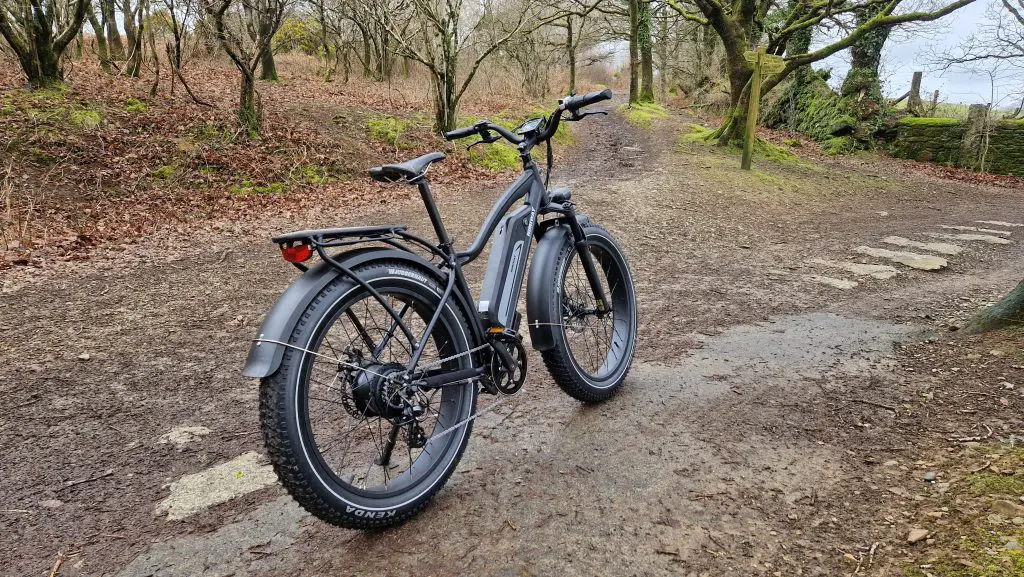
[977, 220, 1024, 228]
[803, 274, 858, 290]
[806, 258, 898, 280]
[992, 500, 1024, 517]
[907, 528, 930, 543]
[854, 247, 948, 271]
[940, 225, 1012, 235]
[926, 233, 1012, 245]
[159, 426, 212, 449]
[154, 451, 277, 520]
[882, 236, 962, 255]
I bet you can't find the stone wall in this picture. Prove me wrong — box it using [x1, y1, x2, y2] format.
[891, 116, 1024, 176]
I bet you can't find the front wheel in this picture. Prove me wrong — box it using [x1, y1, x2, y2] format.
[540, 223, 637, 403]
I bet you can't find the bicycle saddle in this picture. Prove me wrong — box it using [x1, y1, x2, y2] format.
[369, 152, 445, 183]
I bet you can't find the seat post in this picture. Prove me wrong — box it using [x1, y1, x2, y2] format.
[416, 180, 453, 251]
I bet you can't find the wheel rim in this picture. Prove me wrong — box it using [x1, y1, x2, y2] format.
[559, 238, 634, 385]
[296, 285, 472, 499]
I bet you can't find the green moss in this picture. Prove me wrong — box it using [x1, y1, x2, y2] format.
[783, 138, 802, 148]
[365, 116, 417, 148]
[28, 147, 54, 164]
[468, 142, 520, 171]
[152, 165, 176, 180]
[753, 138, 798, 163]
[967, 474, 1024, 497]
[898, 117, 962, 127]
[69, 108, 102, 129]
[822, 136, 858, 155]
[229, 180, 287, 197]
[293, 164, 344, 185]
[619, 102, 670, 129]
[680, 124, 714, 143]
[188, 123, 231, 143]
[125, 98, 148, 113]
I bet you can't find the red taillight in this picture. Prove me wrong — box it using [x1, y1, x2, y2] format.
[281, 243, 313, 263]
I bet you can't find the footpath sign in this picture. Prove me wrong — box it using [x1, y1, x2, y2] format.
[741, 46, 786, 170]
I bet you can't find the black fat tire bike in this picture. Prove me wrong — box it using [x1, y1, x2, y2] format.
[243, 89, 637, 528]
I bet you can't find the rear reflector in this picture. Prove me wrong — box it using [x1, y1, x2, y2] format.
[281, 244, 313, 263]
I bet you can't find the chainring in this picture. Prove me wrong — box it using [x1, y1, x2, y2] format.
[489, 338, 527, 395]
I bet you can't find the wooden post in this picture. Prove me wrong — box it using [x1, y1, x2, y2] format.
[741, 46, 764, 170]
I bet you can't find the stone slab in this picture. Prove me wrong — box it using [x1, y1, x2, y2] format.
[803, 275, 858, 290]
[154, 451, 277, 520]
[926, 233, 1012, 245]
[977, 220, 1024, 228]
[940, 225, 1012, 236]
[882, 236, 962, 255]
[806, 258, 898, 280]
[854, 246, 948, 271]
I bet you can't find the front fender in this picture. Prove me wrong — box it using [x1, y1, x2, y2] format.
[526, 215, 589, 352]
[242, 248, 477, 378]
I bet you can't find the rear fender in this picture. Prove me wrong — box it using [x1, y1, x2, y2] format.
[242, 248, 481, 378]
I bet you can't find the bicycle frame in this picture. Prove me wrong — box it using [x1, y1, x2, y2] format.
[398, 149, 609, 379]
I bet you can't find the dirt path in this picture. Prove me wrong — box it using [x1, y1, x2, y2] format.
[3, 106, 1023, 577]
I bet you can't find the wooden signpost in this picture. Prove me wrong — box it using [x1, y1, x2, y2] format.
[741, 46, 786, 170]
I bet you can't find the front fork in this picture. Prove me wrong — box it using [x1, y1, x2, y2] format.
[561, 206, 611, 315]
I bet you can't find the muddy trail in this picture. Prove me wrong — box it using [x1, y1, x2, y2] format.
[2, 106, 1023, 577]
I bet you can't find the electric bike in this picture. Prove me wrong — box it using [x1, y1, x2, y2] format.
[243, 88, 637, 528]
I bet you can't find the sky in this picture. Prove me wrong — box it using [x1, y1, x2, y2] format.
[816, 0, 1006, 105]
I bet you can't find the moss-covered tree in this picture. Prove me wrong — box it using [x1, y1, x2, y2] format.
[840, 2, 890, 100]
[965, 279, 1024, 333]
[665, 0, 979, 146]
[0, 0, 89, 88]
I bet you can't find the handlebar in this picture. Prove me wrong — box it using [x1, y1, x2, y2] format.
[443, 88, 613, 150]
[560, 88, 612, 113]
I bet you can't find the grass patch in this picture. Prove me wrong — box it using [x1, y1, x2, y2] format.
[125, 98, 148, 113]
[229, 180, 287, 197]
[188, 123, 233, 143]
[822, 136, 858, 155]
[69, 108, 103, 130]
[967, 474, 1024, 497]
[365, 115, 418, 149]
[619, 102, 669, 129]
[898, 117, 963, 127]
[468, 142, 520, 171]
[152, 165, 176, 181]
[680, 124, 798, 163]
[293, 164, 345, 185]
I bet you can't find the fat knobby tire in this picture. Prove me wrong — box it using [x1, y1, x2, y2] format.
[540, 223, 636, 403]
[259, 260, 476, 529]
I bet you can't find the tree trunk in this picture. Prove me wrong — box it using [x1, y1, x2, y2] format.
[100, 0, 124, 59]
[433, 68, 458, 133]
[628, 0, 639, 103]
[260, 46, 278, 80]
[965, 278, 1024, 333]
[123, 0, 142, 77]
[87, 2, 112, 73]
[638, 0, 654, 102]
[656, 5, 667, 99]
[710, 56, 753, 146]
[566, 16, 576, 94]
[840, 2, 890, 100]
[907, 71, 923, 115]
[239, 71, 260, 136]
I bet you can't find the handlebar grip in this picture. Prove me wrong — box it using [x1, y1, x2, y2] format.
[443, 125, 479, 141]
[563, 88, 612, 112]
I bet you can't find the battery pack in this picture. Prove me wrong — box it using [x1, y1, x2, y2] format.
[478, 204, 533, 330]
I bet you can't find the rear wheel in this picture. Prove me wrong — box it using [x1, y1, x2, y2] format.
[540, 223, 637, 403]
[260, 261, 477, 528]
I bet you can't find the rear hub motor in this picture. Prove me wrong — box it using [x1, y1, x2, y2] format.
[349, 362, 408, 419]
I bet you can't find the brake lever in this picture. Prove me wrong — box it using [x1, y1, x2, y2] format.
[466, 131, 501, 150]
[564, 110, 608, 122]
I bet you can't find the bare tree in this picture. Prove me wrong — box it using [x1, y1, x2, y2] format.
[0, 0, 89, 87]
[377, 0, 553, 132]
[204, 0, 289, 134]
